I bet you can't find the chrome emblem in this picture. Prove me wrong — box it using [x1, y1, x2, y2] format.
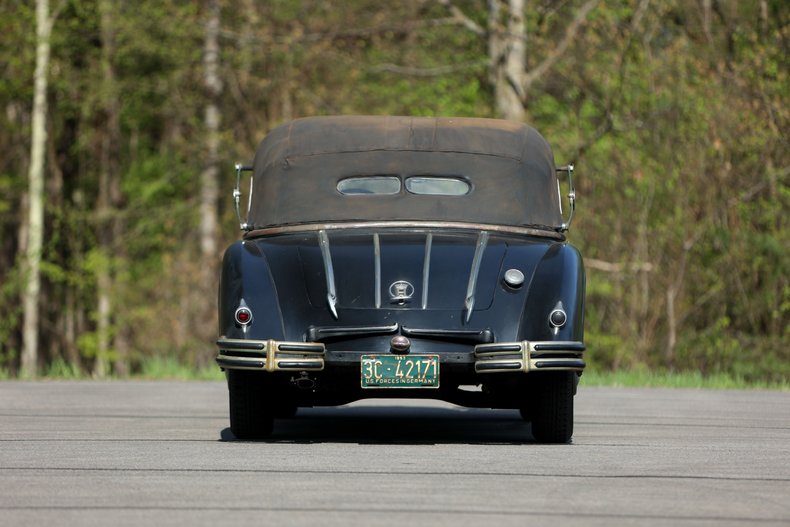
[390, 336, 411, 354]
[389, 280, 414, 304]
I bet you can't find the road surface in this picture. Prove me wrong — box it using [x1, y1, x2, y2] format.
[1, 381, 789, 526]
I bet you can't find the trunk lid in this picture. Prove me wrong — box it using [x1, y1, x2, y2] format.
[298, 231, 505, 311]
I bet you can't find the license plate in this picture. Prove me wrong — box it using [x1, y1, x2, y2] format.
[361, 354, 440, 389]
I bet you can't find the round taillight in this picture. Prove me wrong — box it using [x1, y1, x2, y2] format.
[235, 307, 252, 325]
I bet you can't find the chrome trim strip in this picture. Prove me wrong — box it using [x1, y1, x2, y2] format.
[374, 233, 381, 309]
[278, 343, 326, 352]
[401, 326, 494, 344]
[247, 177, 254, 225]
[533, 342, 586, 352]
[318, 230, 338, 319]
[216, 357, 266, 370]
[215, 338, 265, 351]
[476, 361, 522, 371]
[464, 231, 489, 323]
[307, 322, 399, 342]
[245, 221, 564, 240]
[277, 361, 322, 369]
[421, 233, 432, 310]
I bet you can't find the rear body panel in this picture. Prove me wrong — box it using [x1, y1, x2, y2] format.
[217, 225, 585, 407]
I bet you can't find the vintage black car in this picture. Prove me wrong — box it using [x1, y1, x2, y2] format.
[216, 116, 585, 442]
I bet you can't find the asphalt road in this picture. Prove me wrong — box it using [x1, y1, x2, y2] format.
[1, 381, 789, 526]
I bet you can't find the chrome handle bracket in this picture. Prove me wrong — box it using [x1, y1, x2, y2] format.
[234, 163, 254, 231]
[556, 164, 576, 232]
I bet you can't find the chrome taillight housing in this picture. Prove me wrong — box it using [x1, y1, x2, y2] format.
[234, 306, 253, 326]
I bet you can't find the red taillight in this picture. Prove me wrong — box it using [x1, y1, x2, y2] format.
[235, 307, 252, 325]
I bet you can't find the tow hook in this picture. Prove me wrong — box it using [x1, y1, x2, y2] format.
[292, 372, 316, 390]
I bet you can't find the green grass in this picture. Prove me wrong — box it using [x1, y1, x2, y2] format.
[581, 368, 790, 390]
[1, 357, 224, 381]
[45, 357, 84, 379]
[135, 356, 225, 381]
[2, 360, 788, 390]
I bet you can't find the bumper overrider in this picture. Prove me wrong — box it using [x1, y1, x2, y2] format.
[216, 338, 325, 371]
[473, 341, 585, 373]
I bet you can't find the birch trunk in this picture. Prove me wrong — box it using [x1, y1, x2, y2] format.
[484, 0, 598, 121]
[21, 0, 53, 377]
[488, 0, 526, 122]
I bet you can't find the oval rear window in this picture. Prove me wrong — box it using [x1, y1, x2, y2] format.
[337, 176, 401, 195]
[405, 177, 470, 196]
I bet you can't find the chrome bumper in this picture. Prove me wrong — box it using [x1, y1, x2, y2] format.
[474, 341, 585, 373]
[216, 338, 325, 372]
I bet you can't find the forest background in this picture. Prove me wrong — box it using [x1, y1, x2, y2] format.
[0, 0, 787, 381]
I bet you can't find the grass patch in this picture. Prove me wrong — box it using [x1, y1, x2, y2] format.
[0, 357, 224, 381]
[2, 359, 787, 390]
[45, 357, 84, 379]
[581, 368, 790, 390]
[136, 356, 224, 381]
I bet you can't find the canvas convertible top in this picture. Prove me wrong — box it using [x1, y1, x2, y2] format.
[248, 115, 564, 231]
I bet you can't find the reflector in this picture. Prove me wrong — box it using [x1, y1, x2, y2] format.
[235, 308, 252, 325]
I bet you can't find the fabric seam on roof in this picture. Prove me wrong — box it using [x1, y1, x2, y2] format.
[280, 148, 525, 163]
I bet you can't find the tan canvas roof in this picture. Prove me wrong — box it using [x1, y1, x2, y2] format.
[249, 116, 562, 230]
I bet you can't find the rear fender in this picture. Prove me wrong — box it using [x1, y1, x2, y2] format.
[520, 243, 585, 342]
[218, 240, 285, 340]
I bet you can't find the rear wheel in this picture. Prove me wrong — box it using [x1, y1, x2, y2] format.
[524, 371, 575, 443]
[228, 370, 274, 439]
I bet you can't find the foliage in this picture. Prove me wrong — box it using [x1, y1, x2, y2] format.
[0, 0, 787, 381]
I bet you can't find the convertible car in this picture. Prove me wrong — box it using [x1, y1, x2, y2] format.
[216, 115, 585, 442]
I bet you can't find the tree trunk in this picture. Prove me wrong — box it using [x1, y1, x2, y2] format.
[702, 0, 713, 44]
[488, 0, 526, 122]
[94, 0, 124, 377]
[664, 236, 698, 370]
[196, 0, 223, 361]
[21, 0, 53, 378]
[484, 0, 598, 121]
[665, 287, 677, 370]
[200, 0, 221, 265]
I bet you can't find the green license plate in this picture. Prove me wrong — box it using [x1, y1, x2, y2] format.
[361, 354, 440, 389]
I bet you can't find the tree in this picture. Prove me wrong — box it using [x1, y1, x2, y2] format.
[193, 0, 223, 359]
[91, 0, 125, 377]
[1, 0, 787, 381]
[200, 0, 221, 268]
[21, 0, 57, 377]
[441, 0, 599, 121]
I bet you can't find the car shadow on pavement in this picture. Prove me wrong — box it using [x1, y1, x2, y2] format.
[220, 405, 535, 444]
